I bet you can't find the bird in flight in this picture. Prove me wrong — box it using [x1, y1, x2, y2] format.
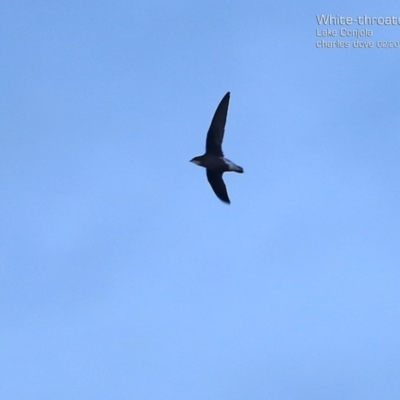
[190, 92, 243, 204]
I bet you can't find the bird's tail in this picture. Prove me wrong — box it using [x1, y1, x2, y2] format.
[232, 166, 244, 173]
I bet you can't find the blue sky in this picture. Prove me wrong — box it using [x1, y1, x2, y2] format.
[2, 1, 400, 399]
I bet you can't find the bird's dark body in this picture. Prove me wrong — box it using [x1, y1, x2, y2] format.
[190, 92, 243, 204]
[192, 154, 232, 171]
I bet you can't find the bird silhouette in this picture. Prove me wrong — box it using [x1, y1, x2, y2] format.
[190, 92, 243, 204]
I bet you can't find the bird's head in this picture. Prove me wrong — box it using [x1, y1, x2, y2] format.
[190, 156, 201, 165]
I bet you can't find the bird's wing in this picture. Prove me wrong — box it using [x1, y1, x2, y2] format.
[206, 170, 230, 204]
[205, 92, 230, 156]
